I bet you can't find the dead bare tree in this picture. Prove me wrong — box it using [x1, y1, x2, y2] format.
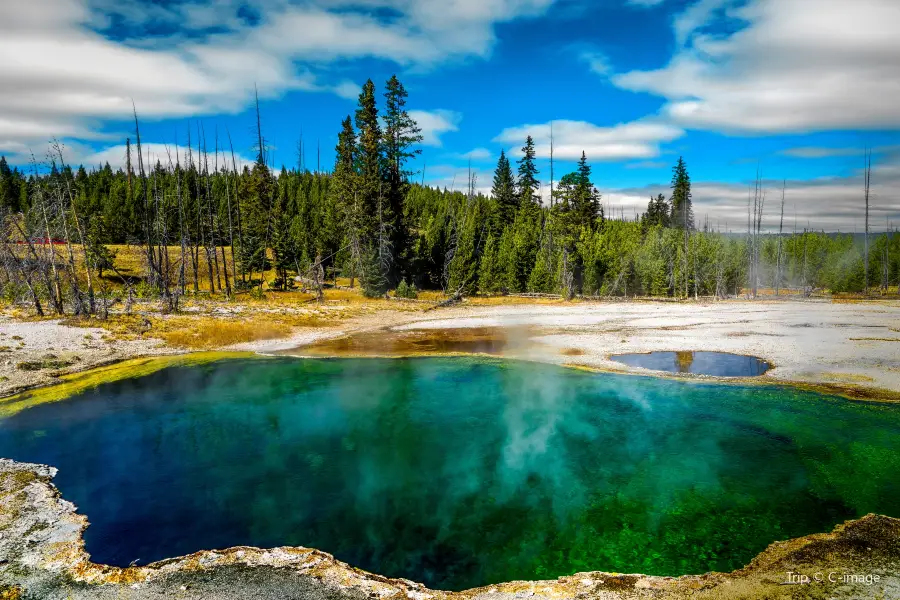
[168, 144, 187, 308]
[863, 148, 872, 294]
[133, 104, 162, 293]
[3, 213, 44, 316]
[31, 155, 65, 314]
[775, 181, 785, 296]
[227, 128, 244, 286]
[49, 141, 95, 315]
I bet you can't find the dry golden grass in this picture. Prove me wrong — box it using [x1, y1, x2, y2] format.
[156, 318, 292, 349]
[467, 295, 568, 306]
[61, 309, 343, 350]
[560, 348, 585, 356]
[819, 372, 876, 383]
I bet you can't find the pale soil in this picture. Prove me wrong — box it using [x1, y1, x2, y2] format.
[257, 299, 900, 397]
[3, 298, 899, 399]
[0, 316, 180, 398]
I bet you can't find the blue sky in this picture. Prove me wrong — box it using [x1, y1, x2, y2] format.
[2, 0, 899, 230]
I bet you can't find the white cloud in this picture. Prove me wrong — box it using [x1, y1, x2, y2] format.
[0, 0, 558, 158]
[672, 0, 729, 46]
[607, 157, 900, 233]
[627, 0, 666, 7]
[779, 145, 900, 159]
[460, 147, 494, 161]
[580, 51, 611, 76]
[613, 0, 900, 133]
[779, 147, 865, 159]
[493, 119, 684, 161]
[332, 81, 362, 101]
[78, 142, 256, 172]
[411, 110, 461, 147]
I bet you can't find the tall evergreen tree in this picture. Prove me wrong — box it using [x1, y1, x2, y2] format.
[642, 194, 670, 229]
[382, 75, 423, 281]
[572, 151, 602, 231]
[332, 116, 359, 274]
[670, 157, 693, 230]
[355, 79, 390, 295]
[355, 79, 382, 238]
[271, 169, 296, 289]
[492, 150, 517, 229]
[0, 156, 19, 211]
[517, 136, 540, 209]
[478, 231, 499, 294]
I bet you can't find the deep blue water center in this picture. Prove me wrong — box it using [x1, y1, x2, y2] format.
[1, 357, 899, 591]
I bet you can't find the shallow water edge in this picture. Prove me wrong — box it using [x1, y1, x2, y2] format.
[2, 458, 898, 599]
[0, 352, 258, 418]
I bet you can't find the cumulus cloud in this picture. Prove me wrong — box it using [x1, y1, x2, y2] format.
[79, 143, 256, 172]
[494, 119, 684, 161]
[0, 0, 557, 159]
[779, 145, 900, 159]
[411, 110, 462, 147]
[606, 158, 900, 233]
[460, 147, 494, 161]
[612, 0, 900, 133]
[580, 51, 611, 76]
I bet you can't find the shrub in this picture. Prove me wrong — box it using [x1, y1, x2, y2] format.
[394, 279, 418, 299]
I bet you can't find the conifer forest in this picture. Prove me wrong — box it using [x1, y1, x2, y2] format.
[1, 76, 897, 318]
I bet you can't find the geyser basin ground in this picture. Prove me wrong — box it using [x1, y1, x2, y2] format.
[1, 357, 899, 592]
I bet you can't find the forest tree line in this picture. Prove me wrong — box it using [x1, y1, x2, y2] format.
[0, 75, 897, 317]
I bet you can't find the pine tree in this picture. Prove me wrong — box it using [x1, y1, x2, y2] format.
[360, 246, 389, 297]
[642, 194, 670, 229]
[478, 231, 499, 294]
[0, 156, 19, 211]
[84, 216, 116, 278]
[527, 245, 555, 293]
[670, 157, 693, 230]
[492, 150, 517, 230]
[447, 205, 482, 294]
[517, 136, 540, 209]
[382, 75, 423, 282]
[511, 209, 541, 291]
[496, 226, 518, 293]
[270, 173, 295, 289]
[332, 117, 359, 279]
[572, 151, 601, 231]
[355, 79, 382, 239]
[239, 161, 273, 278]
[355, 79, 389, 291]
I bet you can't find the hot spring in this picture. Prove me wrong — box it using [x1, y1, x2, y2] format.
[1, 356, 898, 591]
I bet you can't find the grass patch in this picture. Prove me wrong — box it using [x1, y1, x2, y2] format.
[560, 348, 585, 356]
[158, 318, 293, 349]
[468, 295, 568, 306]
[819, 372, 876, 383]
[16, 359, 74, 371]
